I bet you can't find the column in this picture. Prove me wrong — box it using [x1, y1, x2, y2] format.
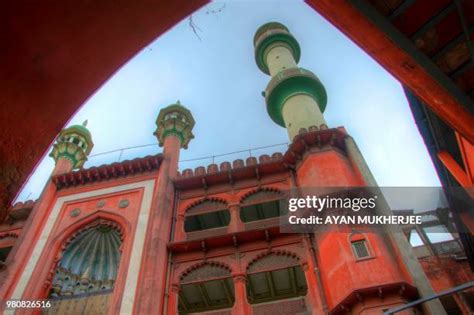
[51, 158, 75, 176]
[167, 284, 180, 315]
[228, 203, 245, 233]
[175, 214, 186, 241]
[232, 273, 252, 315]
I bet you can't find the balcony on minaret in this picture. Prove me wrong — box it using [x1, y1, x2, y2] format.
[154, 101, 195, 178]
[254, 22, 328, 142]
[154, 101, 195, 150]
[49, 120, 94, 176]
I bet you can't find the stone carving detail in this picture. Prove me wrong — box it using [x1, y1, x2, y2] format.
[70, 208, 81, 217]
[186, 198, 227, 215]
[247, 252, 300, 273]
[118, 199, 129, 209]
[240, 187, 283, 204]
[180, 262, 231, 284]
[49, 267, 115, 298]
[49, 223, 122, 298]
[96, 200, 106, 208]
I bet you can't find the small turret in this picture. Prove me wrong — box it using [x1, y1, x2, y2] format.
[49, 120, 94, 175]
[154, 101, 196, 178]
[154, 101, 195, 149]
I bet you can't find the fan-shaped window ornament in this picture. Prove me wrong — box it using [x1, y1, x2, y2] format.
[49, 223, 123, 299]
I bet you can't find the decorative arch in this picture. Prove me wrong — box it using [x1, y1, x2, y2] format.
[58, 220, 124, 279]
[245, 250, 308, 305]
[177, 261, 235, 313]
[179, 260, 232, 283]
[246, 249, 302, 273]
[239, 187, 286, 223]
[183, 198, 230, 233]
[185, 197, 228, 215]
[53, 209, 131, 249]
[240, 187, 283, 204]
[41, 210, 131, 302]
[0, 232, 20, 239]
[49, 218, 124, 298]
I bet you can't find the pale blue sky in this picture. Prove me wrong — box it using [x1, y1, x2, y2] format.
[16, 0, 441, 203]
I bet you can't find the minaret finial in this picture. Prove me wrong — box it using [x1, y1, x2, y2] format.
[82, 120, 88, 127]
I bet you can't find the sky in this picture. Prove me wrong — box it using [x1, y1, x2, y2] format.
[16, 0, 441, 204]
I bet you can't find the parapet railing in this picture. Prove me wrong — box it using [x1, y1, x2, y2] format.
[84, 142, 289, 170]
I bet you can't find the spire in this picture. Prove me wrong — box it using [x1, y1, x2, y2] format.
[254, 22, 328, 141]
[82, 119, 88, 127]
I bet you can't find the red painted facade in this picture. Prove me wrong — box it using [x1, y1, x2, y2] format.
[0, 124, 472, 314]
[1, 4, 473, 309]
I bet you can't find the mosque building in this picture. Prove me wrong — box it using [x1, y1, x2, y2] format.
[0, 22, 472, 315]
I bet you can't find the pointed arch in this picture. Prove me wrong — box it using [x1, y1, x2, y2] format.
[58, 221, 123, 281]
[43, 210, 131, 300]
[53, 210, 130, 249]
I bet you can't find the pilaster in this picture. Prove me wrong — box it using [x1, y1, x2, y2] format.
[228, 203, 244, 233]
[231, 273, 252, 315]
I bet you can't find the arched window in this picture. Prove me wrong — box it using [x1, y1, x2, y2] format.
[184, 199, 230, 232]
[178, 263, 235, 313]
[246, 252, 307, 305]
[48, 222, 122, 303]
[240, 189, 287, 223]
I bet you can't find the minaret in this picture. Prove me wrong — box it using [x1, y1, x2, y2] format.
[0, 122, 94, 304]
[254, 23, 446, 314]
[49, 120, 94, 175]
[153, 101, 195, 176]
[254, 22, 328, 141]
[135, 101, 195, 314]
